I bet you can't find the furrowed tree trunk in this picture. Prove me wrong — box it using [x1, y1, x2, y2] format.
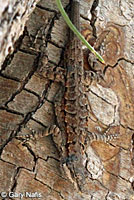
[0, 0, 134, 199]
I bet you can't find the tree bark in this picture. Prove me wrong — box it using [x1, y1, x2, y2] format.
[0, 0, 134, 199]
[0, 0, 40, 68]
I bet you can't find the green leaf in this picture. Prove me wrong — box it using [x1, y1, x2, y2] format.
[55, 0, 105, 64]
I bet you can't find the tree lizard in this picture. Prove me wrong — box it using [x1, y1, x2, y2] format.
[49, 0, 118, 192]
[17, 0, 118, 193]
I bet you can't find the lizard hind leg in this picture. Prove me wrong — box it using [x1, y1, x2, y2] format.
[85, 130, 118, 144]
[16, 125, 59, 143]
[63, 130, 118, 192]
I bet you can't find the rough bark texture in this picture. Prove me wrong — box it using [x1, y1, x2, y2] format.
[0, 0, 134, 199]
[0, 0, 40, 68]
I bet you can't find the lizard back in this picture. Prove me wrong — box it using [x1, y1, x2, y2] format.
[63, 0, 89, 162]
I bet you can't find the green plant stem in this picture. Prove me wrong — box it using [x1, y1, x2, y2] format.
[56, 0, 105, 64]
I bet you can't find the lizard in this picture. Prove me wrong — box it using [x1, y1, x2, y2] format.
[53, 1, 118, 191]
[17, 0, 119, 193]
